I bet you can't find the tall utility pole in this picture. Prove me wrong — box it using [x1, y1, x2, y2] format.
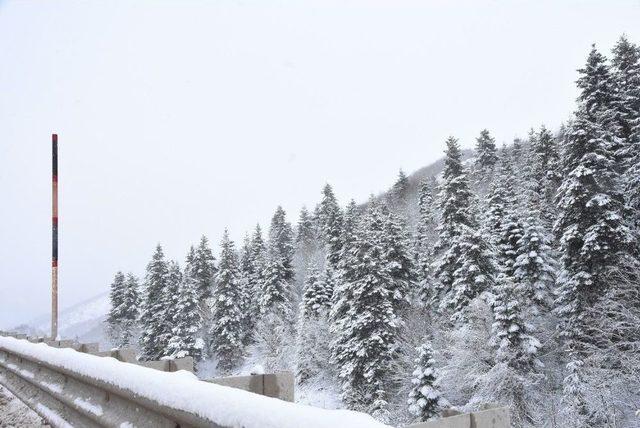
[52, 133, 58, 340]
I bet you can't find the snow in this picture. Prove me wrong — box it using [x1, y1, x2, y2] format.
[0, 384, 46, 428]
[36, 403, 73, 428]
[73, 397, 104, 416]
[0, 336, 388, 428]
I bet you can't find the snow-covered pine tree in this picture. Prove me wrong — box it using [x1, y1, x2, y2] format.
[161, 260, 183, 356]
[611, 35, 640, 158]
[249, 224, 267, 287]
[268, 206, 295, 282]
[612, 36, 640, 229]
[295, 206, 316, 251]
[497, 208, 525, 279]
[531, 126, 561, 219]
[483, 154, 513, 247]
[329, 199, 360, 360]
[238, 234, 257, 344]
[296, 264, 333, 384]
[106, 271, 126, 344]
[139, 244, 169, 360]
[316, 184, 343, 270]
[193, 236, 217, 316]
[474, 129, 499, 178]
[441, 224, 495, 321]
[331, 200, 402, 418]
[118, 273, 140, 347]
[513, 213, 557, 313]
[341, 199, 359, 252]
[209, 230, 244, 372]
[555, 45, 636, 425]
[390, 169, 410, 215]
[416, 177, 438, 303]
[301, 264, 332, 317]
[167, 253, 204, 361]
[477, 273, 542, 427]
[407, 342, 445, 422]
[437, 137, 475, 240]
[293, 205, 323, 303]
[434, 137, 493, 320]
[259, 245, 293, 318]
[253, 233, 296, 373]
[380, 204, 415, 313]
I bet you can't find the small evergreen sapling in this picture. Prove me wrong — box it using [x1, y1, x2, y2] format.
[407, 342, 446, 422]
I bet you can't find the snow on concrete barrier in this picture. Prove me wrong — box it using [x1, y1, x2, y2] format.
[405, 407, 510, 428]
[0, 336, 388, 428]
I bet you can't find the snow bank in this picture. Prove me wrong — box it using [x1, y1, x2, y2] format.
[0, 337, 388, 428]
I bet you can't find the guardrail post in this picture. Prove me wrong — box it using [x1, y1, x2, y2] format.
[169, 357, 194, 373]
[264, 372, 294, 402]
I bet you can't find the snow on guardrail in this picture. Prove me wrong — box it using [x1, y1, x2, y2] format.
[0, 336, 388, 428]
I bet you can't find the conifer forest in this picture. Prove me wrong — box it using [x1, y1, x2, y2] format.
[106, 37, 640, 427]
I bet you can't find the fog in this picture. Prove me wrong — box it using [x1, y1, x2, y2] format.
[1, 0, 638, 328]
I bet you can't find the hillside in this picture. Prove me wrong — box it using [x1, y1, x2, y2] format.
[15, 292, 110, 345]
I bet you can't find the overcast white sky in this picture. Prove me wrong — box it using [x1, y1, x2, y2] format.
[1, 0, 639, 329]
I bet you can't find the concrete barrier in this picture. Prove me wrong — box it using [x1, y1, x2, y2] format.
[406, 407, 510, 428]
[208, 371, 295, 402]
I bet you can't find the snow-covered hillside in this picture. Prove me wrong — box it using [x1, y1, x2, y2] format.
[15, 292, 110, 345]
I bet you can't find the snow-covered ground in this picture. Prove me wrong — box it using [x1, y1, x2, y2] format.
[0, 385, 46, 427]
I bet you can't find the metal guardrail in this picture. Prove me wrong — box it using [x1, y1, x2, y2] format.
[0, 338, 221, 427]
[0, 331, 508, 428]
[0, 333, 299, 428]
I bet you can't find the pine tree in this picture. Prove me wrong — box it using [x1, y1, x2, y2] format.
[254, 229, 296, 373]
[612, 36, 640, 229]
[193, 235, 217, 304]
[497, 209, 525, 279]
[259, 249, 293, 318]
[139, 244, 169, 360]
[415, 177, 438, 302]
[434, 137, 492, 319]
[238, 234, 257, 344]
[513, 214, 557, 312]
[611, 35, 640, 151]
[106, 271, 126, 343]
[209, 230, 244, 372]
[268, 206, 295, 282]
[331, 201, 402, 416]
[160, 260, 183, 357]
[440, 224, 495, 321]
[301, 265, 332, 318]
[475, 129, 499, 177]
[249, 224, 267, 287]
[530, 126, 561, 221]
[118, 273, 140, 347]
[438, 137, 475, 238]
[555, 45, 635, 424]
[483, 154, 513, 246]
[295, 206, 316, 250]
[341, 199, 359, 252]
[391, 169, 410, 213]
[167, 254, 204, 361]
[480, 273, 542, 427]
[296, 264, 333, 384]
[316, 184, 343, 270]
[407, 342, 445, 422]
[380, 204, 415, 312]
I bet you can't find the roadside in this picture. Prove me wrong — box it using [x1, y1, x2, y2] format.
[0, 384, 47, 427]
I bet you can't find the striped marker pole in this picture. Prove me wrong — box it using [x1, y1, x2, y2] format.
[52, 134, 58, 340]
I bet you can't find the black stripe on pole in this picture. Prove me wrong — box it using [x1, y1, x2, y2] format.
[52, 134, 58, 264]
